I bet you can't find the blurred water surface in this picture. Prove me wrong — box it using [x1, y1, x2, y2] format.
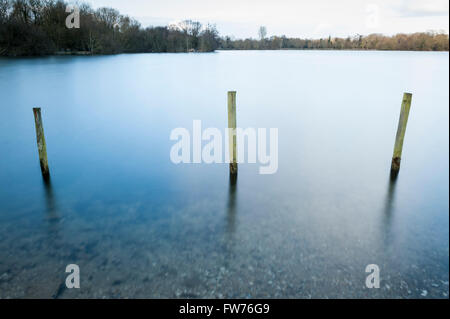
[0, 50, 448, 298]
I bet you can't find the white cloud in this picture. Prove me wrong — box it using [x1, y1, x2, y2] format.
[392, 0, 449, 17]
[87, 0, 449, 38]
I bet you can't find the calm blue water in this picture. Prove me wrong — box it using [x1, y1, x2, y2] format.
[0, 50, 448, 298]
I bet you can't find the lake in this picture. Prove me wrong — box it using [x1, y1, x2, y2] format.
[0, 50, 448, 298]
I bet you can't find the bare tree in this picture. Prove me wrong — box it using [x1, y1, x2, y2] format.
[176, 20, 202, 51]
[95, 7, 120, 29]
[258, 26, 267, 40]
[0, 0, 11, 21]
[177, 19, 202, 36]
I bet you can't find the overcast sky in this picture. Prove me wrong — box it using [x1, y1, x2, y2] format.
[86, 0, 449, 38]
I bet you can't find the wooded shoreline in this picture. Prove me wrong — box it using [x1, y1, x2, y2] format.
[0, 0, 448, 57]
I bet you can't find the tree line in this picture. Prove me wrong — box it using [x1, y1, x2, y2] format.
[223, 31, 449, 51]
[0, 0, 220, 56]
[0, 0, 448, 57]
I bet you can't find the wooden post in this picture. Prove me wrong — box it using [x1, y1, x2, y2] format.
[33, 108, 50, 178]
[228, 91, 237, 175]
[391, 93, 412, 174]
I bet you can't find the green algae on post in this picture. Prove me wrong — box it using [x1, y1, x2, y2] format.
[33, 107, 50, 179]
[228, 91, 238, 175]
[391, 93, 413, 175]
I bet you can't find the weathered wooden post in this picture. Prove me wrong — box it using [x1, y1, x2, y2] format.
[33, 108, 50, 178]
[391, 93, 412, 174]
[228, 91, 237, 175]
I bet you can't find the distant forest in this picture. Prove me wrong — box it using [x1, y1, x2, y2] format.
[225, 30, 449, 52]
[0, 0, 449, 57]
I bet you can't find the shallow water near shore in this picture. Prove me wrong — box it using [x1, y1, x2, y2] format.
[0, 50, 448, 298]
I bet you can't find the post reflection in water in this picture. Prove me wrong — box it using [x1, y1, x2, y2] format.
[226, 174, 238, 235]
[222, 174, 239, 269]
[382, 172, 399, 243]
[42, 175, 60, 235]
